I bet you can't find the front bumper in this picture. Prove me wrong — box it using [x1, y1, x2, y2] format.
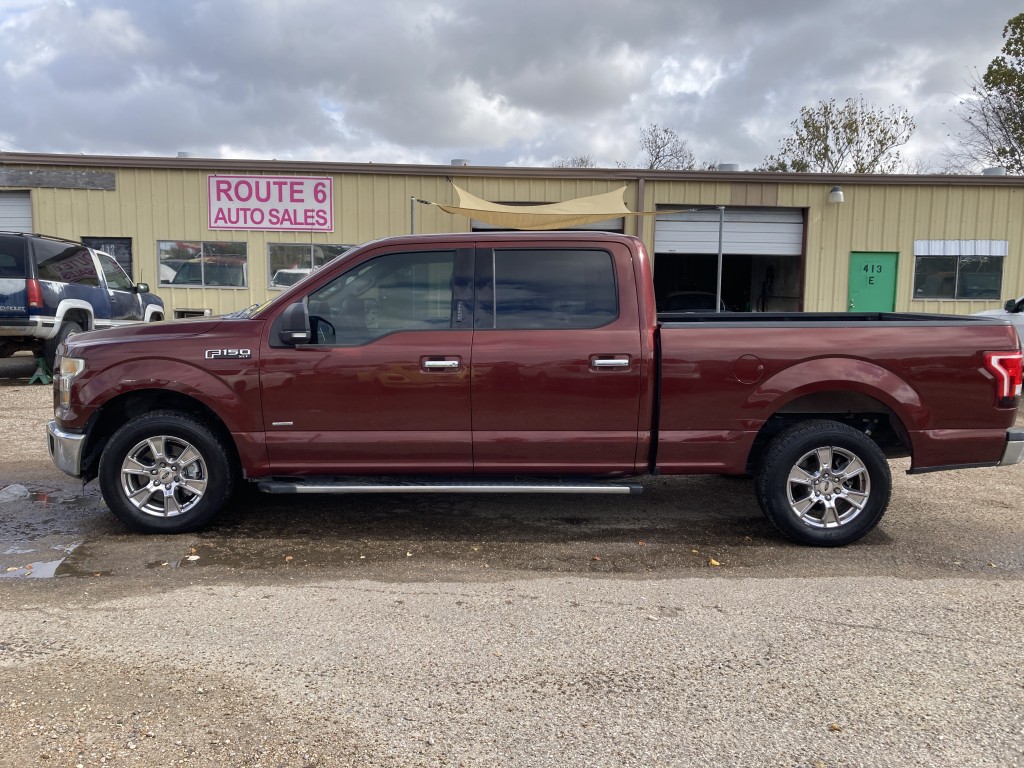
[47, 420, 85, 477]
[998, 428, 1024, 466]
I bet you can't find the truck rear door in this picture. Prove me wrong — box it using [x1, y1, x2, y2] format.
[471, 242, 644, 473]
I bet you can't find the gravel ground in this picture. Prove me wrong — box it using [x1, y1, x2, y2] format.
[2, 355, 1023, 767]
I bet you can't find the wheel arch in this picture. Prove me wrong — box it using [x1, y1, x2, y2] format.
[745, 388, 914, 475]
[52, 300, 94, 336]
[80, 389, 241, 482]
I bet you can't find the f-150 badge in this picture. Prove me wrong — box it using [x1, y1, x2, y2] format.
[205, 349, 252, 359]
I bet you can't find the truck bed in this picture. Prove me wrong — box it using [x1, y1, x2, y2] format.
[657, 311, 1012, 326]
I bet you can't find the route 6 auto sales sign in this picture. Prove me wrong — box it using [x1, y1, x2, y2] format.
[208, 175, 334, 232]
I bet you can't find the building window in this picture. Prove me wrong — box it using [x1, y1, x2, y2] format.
[913, 240, 1008, 300]
[158, 240, 248, 288]
[268, 243, 353, 289]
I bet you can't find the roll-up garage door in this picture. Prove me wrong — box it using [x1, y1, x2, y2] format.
[0, 191, 32, 232]
[655, 207, 803, 255]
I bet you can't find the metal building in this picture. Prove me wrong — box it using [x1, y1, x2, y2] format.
[0, 152, 1021, 319]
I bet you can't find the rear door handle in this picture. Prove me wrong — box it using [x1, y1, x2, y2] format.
[590, 355, 631, 370]
[421, 356, 462, 372]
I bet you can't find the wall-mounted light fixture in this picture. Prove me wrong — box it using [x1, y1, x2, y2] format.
[828, 185, 845, 204]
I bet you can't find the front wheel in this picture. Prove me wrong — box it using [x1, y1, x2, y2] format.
[98, 411, 236, 533]
[754, 420, 891, 547]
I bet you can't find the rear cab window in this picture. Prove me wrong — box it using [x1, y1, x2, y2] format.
[475, 248, 618, 329]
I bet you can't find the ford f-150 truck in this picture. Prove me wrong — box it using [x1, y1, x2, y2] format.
[47, 232, 1024, 546]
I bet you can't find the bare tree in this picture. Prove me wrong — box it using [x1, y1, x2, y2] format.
[553, 154, 598, 168]
[639, 124, 697, 170]
[760, 97, 915, 173]
[948, 13, 1024, 173]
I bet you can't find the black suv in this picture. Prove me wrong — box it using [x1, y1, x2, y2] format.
[0, 232, 164, 368]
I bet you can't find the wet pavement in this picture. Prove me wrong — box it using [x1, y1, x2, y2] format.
[2, 456, 1023, 588]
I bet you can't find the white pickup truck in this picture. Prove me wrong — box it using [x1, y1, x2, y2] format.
[975, 297, 1024, 336]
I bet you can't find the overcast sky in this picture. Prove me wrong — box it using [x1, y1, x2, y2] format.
[0, 0, 1019, 171]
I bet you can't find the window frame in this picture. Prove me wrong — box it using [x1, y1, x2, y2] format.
[912, 240, 1008, 301]
[158, 240, 249, 289]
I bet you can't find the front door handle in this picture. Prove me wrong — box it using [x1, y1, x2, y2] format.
[590, 355, 631, 370]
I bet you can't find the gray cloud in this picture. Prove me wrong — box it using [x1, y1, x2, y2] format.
[0, 0, 1019, 169]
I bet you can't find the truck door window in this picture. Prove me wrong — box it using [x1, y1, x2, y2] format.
[307, 250, 455, 345]
[98, 252, 134, 291]
[476, 249, 617, 329]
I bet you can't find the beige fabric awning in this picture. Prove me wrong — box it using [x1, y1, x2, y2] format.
[437, 184, 633, 231]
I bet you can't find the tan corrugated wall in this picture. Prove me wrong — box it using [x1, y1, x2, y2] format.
[22, 164, 1024, 317]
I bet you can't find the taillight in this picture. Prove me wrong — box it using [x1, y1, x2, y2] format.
[26, 278, 43, 309]
[983, 351, 1023, 406]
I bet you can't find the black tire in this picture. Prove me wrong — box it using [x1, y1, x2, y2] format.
[754, 420, 891, 547]
[44, 321, 82, 370]
[98, 411, 236, 533]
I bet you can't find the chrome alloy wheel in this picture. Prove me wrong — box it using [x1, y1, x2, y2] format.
[119, 435, 209, 518]
[785, 446, 871, 529]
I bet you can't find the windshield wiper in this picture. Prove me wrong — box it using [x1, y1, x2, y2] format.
[226, 303, 261, 319]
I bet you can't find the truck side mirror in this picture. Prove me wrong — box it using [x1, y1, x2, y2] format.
[278, 302, 311, 344]
[134, 283, 150, 293]
[1005, 299, 1018, 313]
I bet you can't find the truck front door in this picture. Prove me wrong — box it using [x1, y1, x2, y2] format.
[260, 247, 474, 474]
[471, 243, 645, 473]
[96, 251, 143, 322]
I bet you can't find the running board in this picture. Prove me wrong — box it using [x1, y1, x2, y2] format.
[257, 477, 643, 495]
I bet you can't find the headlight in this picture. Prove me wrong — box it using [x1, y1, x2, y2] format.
[57, 356, 85, 411]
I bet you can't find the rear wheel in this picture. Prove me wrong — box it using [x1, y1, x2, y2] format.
[755, 420, 891, 546]
[98, 411, 235, 533]
[43, 320, 82, 370]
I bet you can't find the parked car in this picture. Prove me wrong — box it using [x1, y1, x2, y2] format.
[975, 296, 1024, 336]
[0, 232, 163, 368]
[270, 268, 311, 288]
[47, 232, 1023, 546]
[170, 255, 247, 287]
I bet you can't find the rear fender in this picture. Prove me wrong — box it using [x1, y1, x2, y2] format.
[47, 299, 95, 337]
[746, 357, 926, 429]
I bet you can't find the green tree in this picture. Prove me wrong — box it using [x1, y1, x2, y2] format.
[949, 13, 1024, 173]
[760, 97, 915, 173]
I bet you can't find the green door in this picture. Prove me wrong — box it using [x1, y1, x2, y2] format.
[848, 252, 898, 312]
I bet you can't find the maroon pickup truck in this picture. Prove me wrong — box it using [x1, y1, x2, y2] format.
[47, 232, 1024, 546]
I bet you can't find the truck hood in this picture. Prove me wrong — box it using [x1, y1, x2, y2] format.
[63, 317, 226, 354]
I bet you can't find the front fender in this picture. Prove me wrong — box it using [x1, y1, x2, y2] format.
[72, 357, 263, 434]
